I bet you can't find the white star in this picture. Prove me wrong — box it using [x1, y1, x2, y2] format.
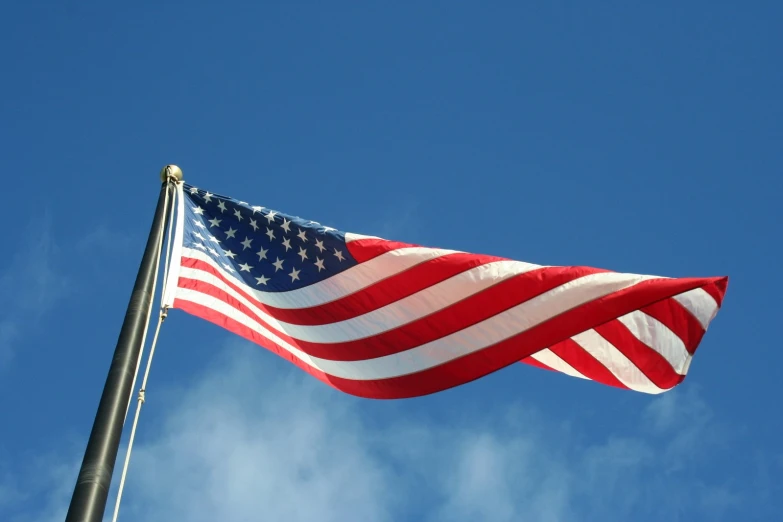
[193, 232, 205, 241]
[314, 239, 326, 252]
[209, 217, 221, 228]
[224, 249, 236, 259]
[308, 220, 321, 226]
[203, 192, 213, 203]
[280, 218, 292, 233]
[225, 227, 237, 239]
[334, 248, 345, 262]
[194, 243, 206, 250]
[265, 211, 277, 224]
[252, 206, 264, 214]
[222, 263, 235, 273]
[249, 218, 259, 231]
[239, 201, 248, 205]
[273, 257, 284, 272]
[193, 206, 205, 215]
[298, 247, 308, 262]
[289, 267, 301, 282]
[323, 226, 336, 232]
[234, 209, 243, 221]
[282, 237, 292, 251]
[209, 236, 220, 244]
[256, 247, 268, 261]
[239, 262, 252, 272]
[189, 186, 199, 194]
[314, 257, 325, 272]
[208, 247, 218, 256]
[193, 219, 206, 229]
[255, 275, 270, 286]
[297, 229, 307, 242]
[217, 201, 227, 213]
[241, 237, 253, 250]
[266, 228, 275, 241]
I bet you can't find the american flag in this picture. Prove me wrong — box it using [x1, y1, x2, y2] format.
[162, 182, 727, 399]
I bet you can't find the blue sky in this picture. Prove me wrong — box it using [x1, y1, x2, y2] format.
[1, 2, 781, 521]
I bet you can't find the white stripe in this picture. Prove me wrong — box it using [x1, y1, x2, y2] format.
[179, 258, 540, 343]
[571, 329, 666, 394]
[673, 287, 719, 329]
[173, 271, 659, 379]
[617, 311, 691, 374]
[345, 232, 382, 242]
[529, 349, 588, 380]
[181, 246, 461, 309]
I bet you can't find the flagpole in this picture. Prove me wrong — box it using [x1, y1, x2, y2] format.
[64, 166, 183, 522]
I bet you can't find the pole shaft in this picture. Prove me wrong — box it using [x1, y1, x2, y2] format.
[65, 181, 174, 522]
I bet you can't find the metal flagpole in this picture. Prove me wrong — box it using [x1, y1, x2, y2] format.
[64, 166, 183, 522]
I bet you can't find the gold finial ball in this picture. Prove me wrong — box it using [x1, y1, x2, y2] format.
[160, 165, 184, 183]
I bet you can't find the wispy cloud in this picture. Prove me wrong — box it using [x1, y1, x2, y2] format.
[5, 342, 775, 522]
[343, 196, 423, 245]
[0, 449, 81, 522]
[76, 224, 136, 256]
[0, 216, 69, 368]
[0, 475, 23, 511]
[373, 198, 421, 243]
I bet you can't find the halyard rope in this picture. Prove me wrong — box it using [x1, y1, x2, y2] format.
[112, 178, 178, 522]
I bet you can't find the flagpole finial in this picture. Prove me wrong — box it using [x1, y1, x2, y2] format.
[160, 165, 184, 183]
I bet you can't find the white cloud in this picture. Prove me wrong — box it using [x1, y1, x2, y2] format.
[3, 342, 765, 522]
[428, 430, 572, 522]
[121, 349, 395, 522]
[113, 344, 748, 522]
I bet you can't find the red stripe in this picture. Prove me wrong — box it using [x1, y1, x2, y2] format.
[279, 252, 506, 325]
[264, 253, 506, 325]
[178, 265, 604, 361]
[703, 277, 728, 307]
[641, 298, 705, 354]
[181, 252, 506, 326]
[173, 297, 547, 399]
[177, 270, 722, 363]
[178, 276, 304, 349]
[548, 337, 629, 390]
[173, 298, 356, 393]
[346, 238, 418, 263]
[592, 320, 682, 389]
[172, 275, 723, 399]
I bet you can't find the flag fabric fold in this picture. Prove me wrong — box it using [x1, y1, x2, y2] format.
[162, 182, 727, 399]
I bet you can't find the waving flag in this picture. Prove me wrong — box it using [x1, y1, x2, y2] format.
[162, 182, 727, 399]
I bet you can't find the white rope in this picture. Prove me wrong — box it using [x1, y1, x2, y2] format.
[111, 310, 167, 522]
[112, 179, 179, 522]
[124, 184, 171, 421]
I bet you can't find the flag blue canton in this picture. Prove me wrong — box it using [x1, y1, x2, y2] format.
[182, 184, 357, 292]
